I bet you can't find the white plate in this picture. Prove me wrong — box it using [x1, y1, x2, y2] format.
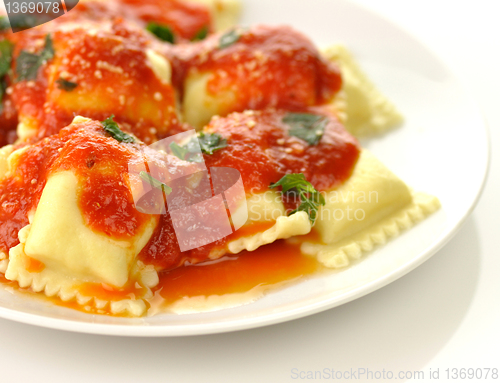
[0, 0, 489, 336]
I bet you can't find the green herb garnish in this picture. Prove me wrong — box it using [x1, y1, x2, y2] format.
[0, 16, 10, 32]
[56, 78, 78, 91]
[219, 29, 241, 49]
[170, 141, 203, 163]
[146, 22, 175, 44]
[197, 132, 227, 154]
[0, 40, 14, 112]
[192, 25, 209, 41]
[16, 34, 54, 82]
[270, 174, 325, 225]
[169, 141, 202, 163]
[139, 171, 172, 195]
[101, 115, 135, 143]
[169, 132, 226, 162]
[169, 141, 189, 161]
[283, 113, 328, 146]
[0, 40, 13, 77]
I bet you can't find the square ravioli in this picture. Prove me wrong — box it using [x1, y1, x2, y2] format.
[0, 0, 439, 317]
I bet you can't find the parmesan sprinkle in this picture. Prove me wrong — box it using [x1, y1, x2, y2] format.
[97, 60, 124, 74]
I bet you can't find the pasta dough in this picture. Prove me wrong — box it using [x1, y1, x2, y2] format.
[187, 0, 241, 31]
[324, 45, 404, 136]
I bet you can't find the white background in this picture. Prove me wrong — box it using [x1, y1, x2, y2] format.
[1, 0, 499, 382]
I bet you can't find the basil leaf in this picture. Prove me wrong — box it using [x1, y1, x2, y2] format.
[139, 171, 172, 195]
[0, 16, 10, 32]
[219, 29, 241, 49]
[192, 25, 209, 41]
[169, 132, 226, 162]
[16, 34, 54, 82]
[270, 173, 325, 225]
[146, 22, 175, 44]
[0, 40, 13, 77]
[0, 78, 7, 114]
[101, 115, 135, 143]
[169, 142, 189, 161]
[170, 141, 204, 163]
[0, 40, 14, 111]
[197, 132, 227, 155]
[283, 113, 328, 146]
[56, 78, 78, 91]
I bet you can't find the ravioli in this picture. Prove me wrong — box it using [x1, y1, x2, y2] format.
[323, 45, 404, 136]
[10, 20, 180, 143]
[0, 0, 441, 317]
[182, 25, 342, 129]
[0, 117, 164, 314]
[187, 0, 241, 31]
[299, 151, 440, 268]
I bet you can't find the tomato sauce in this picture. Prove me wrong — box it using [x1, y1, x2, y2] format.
[62, 0, 212, 41]
[0, 120, 153, 253]
[9, 19, 182, 144]
[171, 25, 342, 112]
[0, 5, 359, 315]
[155, 240, 321, 307]
[204, 109, 360, 194]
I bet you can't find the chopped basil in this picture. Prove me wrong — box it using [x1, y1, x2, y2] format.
[0, 40, 13, 78]
[169, 141, 202, 163]
[101, 115, 135, 143]
[0, 16, 10, 32]
[7, 14, 38, 32]
[197, 132, 227, 155]
[169, 142, 188, 160]
[146, 22, 175, 44]
[219, 29, 241, 49]
[282, 113, 328, 146]
[0, 40, 13, 111]
[169, 132, 226, 162]
[16, 34, 54, 82]
[192, 26, 209, 41]
[270, 173, 325, 225]
[56, 78, 78, 91]
[139, 171, 172, 195]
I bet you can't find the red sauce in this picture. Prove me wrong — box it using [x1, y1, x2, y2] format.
[172, 25, 342, 114]
[138, 213, 182, 270]
[62, 0, 212, 41]
[10, 19, 182, 144]
[0, 240, 322, 317]
[204, 109, 360, 194]
[0, 136, 63, 252]
[0, 120, 153, 253]
[0, 6, 357, 315]
[79, 279, 148, 302]
[0, 91, 19, 147]
[117, 0, 212, 41]
[25, 256, 45, 273]
[155, 240, 321, 306]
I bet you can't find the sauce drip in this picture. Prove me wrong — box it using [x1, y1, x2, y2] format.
[0, 240, 322, 317]
[156, 241, 321, 306]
